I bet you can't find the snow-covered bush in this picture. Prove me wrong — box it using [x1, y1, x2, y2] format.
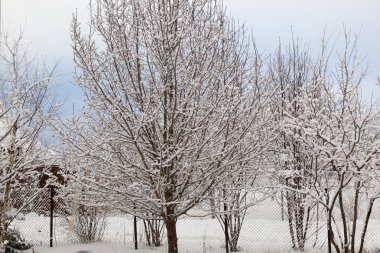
[0, 228, 33, 253]
[70, 205, 106, 243]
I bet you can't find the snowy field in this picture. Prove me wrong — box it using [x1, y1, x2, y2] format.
[10, 198, 380, 253]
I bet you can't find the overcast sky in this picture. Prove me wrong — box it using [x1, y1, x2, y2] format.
[3, 0, 380, 116]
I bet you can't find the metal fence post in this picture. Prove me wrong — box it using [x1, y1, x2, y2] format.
[224, 203, 229, 253]
[50, 186, 54, 247]
[134, 215, 138, 249]
[325, 188, 331, 253]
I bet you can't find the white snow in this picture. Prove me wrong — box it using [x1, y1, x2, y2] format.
[10, 198, 380, 253]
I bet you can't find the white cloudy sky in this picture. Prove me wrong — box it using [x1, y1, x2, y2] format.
[3, 0, 380, 115]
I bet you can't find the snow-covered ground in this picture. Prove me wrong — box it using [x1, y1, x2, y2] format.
[34, 243, 161, 253]
[10, 198, 380, 253]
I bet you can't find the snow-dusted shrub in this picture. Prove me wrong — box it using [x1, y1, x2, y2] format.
[71, 205, 106, 243]
[0, 228, 33, 253]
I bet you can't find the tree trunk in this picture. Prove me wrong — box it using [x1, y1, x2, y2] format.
[295, 191, 305, 251]
[1, 181, 11, 242]
[281, 190, 285, 221]
[1, 124, 17, 242]
[328, 208, 341, 253]
[338, 190, 349, 253]
[286, 190, 296, 249]
[165, 218, 178, 253]
[144, 218, 163, 247]
[350, 180, 361, 253]
[143, 220, 152, 246]
[358, 198, 375, 253]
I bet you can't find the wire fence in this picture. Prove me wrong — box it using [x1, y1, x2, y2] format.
[6, 186, 380, 253]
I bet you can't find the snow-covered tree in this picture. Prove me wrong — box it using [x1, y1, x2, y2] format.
[280, 31, 380, 253]
[0, 32, 59, 244]
[268, 37, 328, 251]
[208, 46, 273, 252]
[66, 0, 273, 252]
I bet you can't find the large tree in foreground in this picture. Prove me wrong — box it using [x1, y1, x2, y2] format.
[68, 0, 272, 252]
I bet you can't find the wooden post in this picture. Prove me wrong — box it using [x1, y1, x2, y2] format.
[50, 186, 54, 247]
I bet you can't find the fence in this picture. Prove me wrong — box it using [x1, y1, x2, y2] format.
[6, 186, 380, 253]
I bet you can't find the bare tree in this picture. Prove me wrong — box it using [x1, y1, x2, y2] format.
[67, 0, 272, 252]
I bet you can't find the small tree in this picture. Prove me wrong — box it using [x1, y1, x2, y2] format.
[213, 158, 265, 252]
[269, 37, 327, 251]
[281, 30, 380, 253]
[215, 174, 253, 252]
[0, 32, 59, 245]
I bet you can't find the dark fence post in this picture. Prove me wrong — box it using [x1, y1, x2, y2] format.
[224, 199, 229, 253]
[327, 225, 332, 253]
[325, 188, 331, 253]
[50, 186, 54, 247]
[134, 215, 138, 249]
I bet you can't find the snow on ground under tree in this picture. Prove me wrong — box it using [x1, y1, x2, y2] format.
[9, 198, 380, 253]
